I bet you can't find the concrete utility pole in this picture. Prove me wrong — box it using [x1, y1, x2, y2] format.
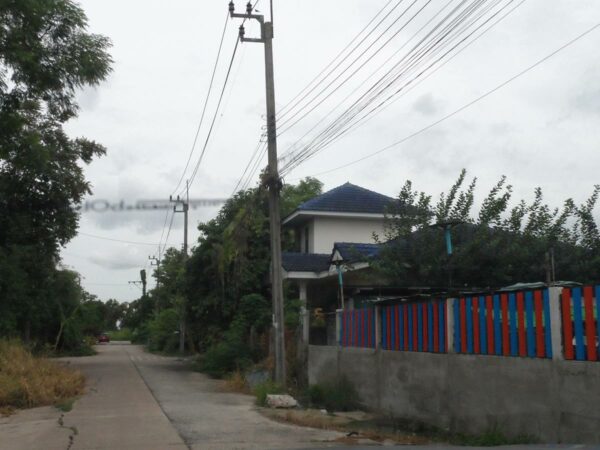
[170, 180, 189, 354]
[229, 0, 286, 386]
[170, 180, 190, 256]
[149, 255, 161, 288]
[129, 270, 148, 297]
[140, 269, 147, 297]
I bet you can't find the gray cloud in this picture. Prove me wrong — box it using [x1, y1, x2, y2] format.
[88, 255, 141, 271]
[412, 93, 438, 116]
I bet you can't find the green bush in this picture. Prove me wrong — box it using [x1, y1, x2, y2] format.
[147, 309, 180, 353]
[253, 380, 285, 406]
[197, 337, 253, 378]
[108, 328, 133, 341]
[307, 376, 360, 411]
[131, 323, 149, 344]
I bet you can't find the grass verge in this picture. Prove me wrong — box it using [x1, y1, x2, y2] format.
[0, 340, 85, 415]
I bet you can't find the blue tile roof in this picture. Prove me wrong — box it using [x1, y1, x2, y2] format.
[333, 242, 382, 263]
[282, 252, 331, 273]
[296, 182, 394, 215]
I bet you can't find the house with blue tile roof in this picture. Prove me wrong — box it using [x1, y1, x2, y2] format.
[281, 182, 395, 345]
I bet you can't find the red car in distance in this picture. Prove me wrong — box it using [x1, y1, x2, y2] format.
[97, 333, 110, 344]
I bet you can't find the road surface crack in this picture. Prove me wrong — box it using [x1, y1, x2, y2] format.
[57, 413, 78, 450]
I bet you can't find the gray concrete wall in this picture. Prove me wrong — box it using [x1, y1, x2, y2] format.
[308, 345, 600, 443]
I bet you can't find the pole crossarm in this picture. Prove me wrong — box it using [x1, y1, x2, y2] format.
[241, 37, 265, 44]
[230, 12, 263, 23]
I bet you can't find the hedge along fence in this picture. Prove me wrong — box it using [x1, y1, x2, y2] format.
[381, 301, 447, 353]
[561, 286, 600, 362]
[453, 290, 552, 359]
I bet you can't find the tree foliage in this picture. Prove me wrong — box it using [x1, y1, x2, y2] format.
[181, 177, 322, 351]
[123, 178, 323, 357]
[379, 170, 600, 288]
[0, 0, 112, 344]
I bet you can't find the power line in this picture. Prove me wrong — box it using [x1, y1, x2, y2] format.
[277, 0, 424, 132]
[160, 209, 177, 256]
[183, 0, 260, 197]
[306, 0, 523, 158]
[242, 141, 269, 190]
[276, 0, 399, 120]
[280, 0, 494, 171]
[156, 208, 172, 254]
[294, 22, 600, 178]
[171, 11, 230, 197]
[184, 35, 241, 195]
[229, 0, 400, 196]
[279, 0, 514, 175]
[278, 0, 480, 171]
[77, 232, 160, 247]
[277, 0, 456, 166]
[231, 134, 266, 195]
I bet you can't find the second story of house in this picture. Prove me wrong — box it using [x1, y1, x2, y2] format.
[282, 182, 394, 254]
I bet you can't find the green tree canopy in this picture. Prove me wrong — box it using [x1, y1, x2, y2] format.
[184, 178, 323, 350]
[378, 170, 600, 289]
[0, 0, 112, 342]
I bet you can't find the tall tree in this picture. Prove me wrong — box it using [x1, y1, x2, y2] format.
[184, 178, 323, 350]
[0, 0, 112, 340]
[378, 171, 600, 288]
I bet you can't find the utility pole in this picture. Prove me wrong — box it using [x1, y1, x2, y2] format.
[170, 180, 189, 354]
[170, 180, 189, 256]
[149, 255, 161, 288]
[140, 269, 147, 297]
[229, 0, 286, 386]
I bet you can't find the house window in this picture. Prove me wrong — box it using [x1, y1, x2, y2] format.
[304, 227, 309, 253]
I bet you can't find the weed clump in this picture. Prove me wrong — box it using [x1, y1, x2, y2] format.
[0, 340, 85, 414]
[253, 380, 285, 406]
[307, 376, 361, 412]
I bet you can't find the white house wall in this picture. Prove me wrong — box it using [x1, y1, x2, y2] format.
[311, 216, 385, 253]
[299, 221, 316, 253]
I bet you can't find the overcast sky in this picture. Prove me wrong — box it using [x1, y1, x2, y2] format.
[61, 0, 600, 302]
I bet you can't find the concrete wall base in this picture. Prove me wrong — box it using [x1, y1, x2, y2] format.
[308, 345, 600, 443]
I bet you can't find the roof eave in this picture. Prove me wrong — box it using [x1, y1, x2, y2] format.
[282, 210, 386, 226]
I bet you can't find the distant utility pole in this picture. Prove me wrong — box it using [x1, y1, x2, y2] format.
[149, 255, 161, 288]
[170, 180, 189, 257]
[229, 0, 286, 386]
[128, 270, 147, 297]
[170, 180, 189, 354]
[140, 269, 147, 297]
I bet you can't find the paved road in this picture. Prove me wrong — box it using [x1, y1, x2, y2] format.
[122, 344, 342, 449]
[0, 343, 342, 450]
[2, 343, 598, 450]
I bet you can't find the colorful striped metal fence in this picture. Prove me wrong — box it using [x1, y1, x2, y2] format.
[381, 300, 447, 353]
[453, 290, 552, 358]
[561, 286, 600, 362]
[339, 308, 376, 348]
